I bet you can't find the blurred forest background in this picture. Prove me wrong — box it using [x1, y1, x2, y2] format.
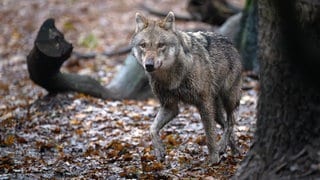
[0, 0, 257, 179]
[0, 0, 319, 179]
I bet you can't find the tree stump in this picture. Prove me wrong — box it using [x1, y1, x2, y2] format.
[27, 18, 114, 99]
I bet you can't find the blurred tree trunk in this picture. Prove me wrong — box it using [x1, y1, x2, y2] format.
[235, 0, 258, 73]
[106, 54, 152, 99]
[187, 0, 241, 25]
[235, 0, 320, 179]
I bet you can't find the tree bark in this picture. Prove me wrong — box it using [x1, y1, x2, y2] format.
[235, 0, 320, 179]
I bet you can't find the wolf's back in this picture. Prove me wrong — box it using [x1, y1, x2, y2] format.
[178, 31, 241, 79]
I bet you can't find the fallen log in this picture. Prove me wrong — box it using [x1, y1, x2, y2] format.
[141, 0, 241, 25]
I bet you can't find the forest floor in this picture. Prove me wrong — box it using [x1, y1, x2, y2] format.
[0, 0, 258, 179]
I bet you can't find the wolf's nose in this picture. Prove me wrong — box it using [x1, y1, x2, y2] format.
[145, 61, 155, 72]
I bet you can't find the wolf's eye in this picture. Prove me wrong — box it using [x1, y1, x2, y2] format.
[158, 43, 165, 48]
[139, 42, 146, 48]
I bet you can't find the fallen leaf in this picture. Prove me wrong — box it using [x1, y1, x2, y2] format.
[70, 119, 81, 125]
[4, 135, 15, 146]
[165, 134, 181, 146]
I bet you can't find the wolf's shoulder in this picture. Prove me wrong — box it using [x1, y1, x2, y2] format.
[179, 31, 233, 49]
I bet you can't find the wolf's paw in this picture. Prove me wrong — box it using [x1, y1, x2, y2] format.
[231, 146, 241, 156]
[208, 153, 221, 165]
[218, 139, 228, 154]
[229, 139, 241, 156]
[153, 148, 166, 162]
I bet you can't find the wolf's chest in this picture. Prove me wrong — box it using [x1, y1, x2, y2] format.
[152, 81, 200, 105]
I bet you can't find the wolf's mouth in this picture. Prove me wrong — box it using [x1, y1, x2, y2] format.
[145, 61, 162, 72]
[145, 64, 155, 72]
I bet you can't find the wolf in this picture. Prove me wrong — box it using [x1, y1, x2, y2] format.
[131, 11, 242, 164]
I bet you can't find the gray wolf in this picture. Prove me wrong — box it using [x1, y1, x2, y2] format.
[131, 11, 242, 164]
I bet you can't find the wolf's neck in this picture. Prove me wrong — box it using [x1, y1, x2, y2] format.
[149, 54, 190, 90]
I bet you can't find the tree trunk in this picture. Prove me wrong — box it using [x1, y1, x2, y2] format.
[235, 0, 320, 179]
[235, 0, 258, 73]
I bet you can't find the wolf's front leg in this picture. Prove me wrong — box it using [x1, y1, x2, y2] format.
[150, 102, 179, 161]
[198, 100, 220, 164]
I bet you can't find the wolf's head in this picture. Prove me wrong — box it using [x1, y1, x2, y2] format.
[131, 12, 180, 73]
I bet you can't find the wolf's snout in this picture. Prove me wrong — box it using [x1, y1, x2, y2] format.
[145, 59, 155, 72]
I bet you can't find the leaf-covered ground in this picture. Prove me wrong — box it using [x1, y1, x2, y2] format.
[0, 0, 257, 179]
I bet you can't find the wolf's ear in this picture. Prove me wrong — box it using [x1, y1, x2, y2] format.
[160, 11, 175, 31]
[135, 12, 148, 32]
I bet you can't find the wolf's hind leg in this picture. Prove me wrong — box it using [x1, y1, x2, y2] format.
[223, 88, 241, 155]
[215, 96, 228, 154]
[227, 111, 240, 155]
[150, 102, 178, 161]
[198, 99, 220, 164]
